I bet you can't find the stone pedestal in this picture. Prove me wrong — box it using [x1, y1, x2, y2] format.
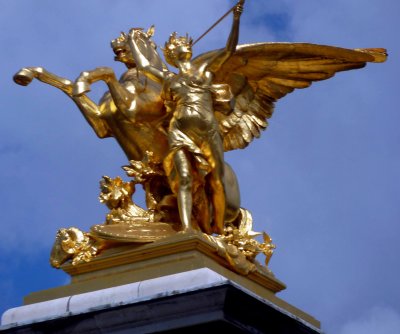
[1, 233, 321, 333]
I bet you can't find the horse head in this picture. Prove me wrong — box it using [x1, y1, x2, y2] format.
[111, 26, 166, 71]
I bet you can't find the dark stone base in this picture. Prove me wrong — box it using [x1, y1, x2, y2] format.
[2, 284, 320, 334]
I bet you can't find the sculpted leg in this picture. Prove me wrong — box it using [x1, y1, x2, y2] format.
[14, 67, 73, 95]
[13, 66, 111, 138]
[193, 186, 212, 234]
[73, 67, 136, 114]
[204, 133, 226, 234]
[222, 162, 241, 223]
[173, 149, 194, 232]
[73, 67, 117, 96]
[208, 170, 226, 234]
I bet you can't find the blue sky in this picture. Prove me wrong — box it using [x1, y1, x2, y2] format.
[0, 1, 399, 333]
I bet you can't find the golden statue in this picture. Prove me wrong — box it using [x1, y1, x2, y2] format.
[14, 0, 386, 274]
[127, 2, 244, 235]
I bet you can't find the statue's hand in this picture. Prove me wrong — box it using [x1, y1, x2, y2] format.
[234, 0, 244, 18]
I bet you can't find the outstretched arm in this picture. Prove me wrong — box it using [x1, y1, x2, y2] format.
[127, 30, 165, 83]
[206, 0, 244, 73]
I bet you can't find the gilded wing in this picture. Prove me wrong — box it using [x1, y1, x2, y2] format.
[193, 43, 387, 151]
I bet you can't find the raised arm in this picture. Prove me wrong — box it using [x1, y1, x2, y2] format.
[127, 30, 165, 83]
[206, 0, 244, 73]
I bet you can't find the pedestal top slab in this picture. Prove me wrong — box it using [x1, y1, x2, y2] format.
[1, 268, 320, 332]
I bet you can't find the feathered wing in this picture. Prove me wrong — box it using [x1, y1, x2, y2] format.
[192, 43, 387, 151]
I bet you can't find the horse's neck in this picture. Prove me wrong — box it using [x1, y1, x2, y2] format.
[139, 37, 165, 71]
[119, 68, 140, 83]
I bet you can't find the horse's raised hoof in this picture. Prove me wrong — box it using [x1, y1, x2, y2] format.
[73, 80, 91, 96]
[13, 68, 34, 86]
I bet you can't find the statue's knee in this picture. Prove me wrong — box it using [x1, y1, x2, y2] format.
[179, 172, 192, 189]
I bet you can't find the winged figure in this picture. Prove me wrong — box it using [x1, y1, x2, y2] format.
[125, 1, 386, 235]
[14, 1, 386, 241]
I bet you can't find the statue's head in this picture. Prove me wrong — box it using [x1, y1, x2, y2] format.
[163, 32, 193, 67]
[111, 26, 157, 68]
[111, 32, 135, 66]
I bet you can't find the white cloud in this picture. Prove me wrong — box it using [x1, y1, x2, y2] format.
[339, 306, 400, 334]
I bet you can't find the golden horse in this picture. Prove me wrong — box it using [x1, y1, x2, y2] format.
[14, 27, 242, 234]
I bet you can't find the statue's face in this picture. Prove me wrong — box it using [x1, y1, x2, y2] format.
[177, 45, 192, 61]
[176, 44, 192, 62]
[113, 45, 135, 66]
[111, 34, 136, 67]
